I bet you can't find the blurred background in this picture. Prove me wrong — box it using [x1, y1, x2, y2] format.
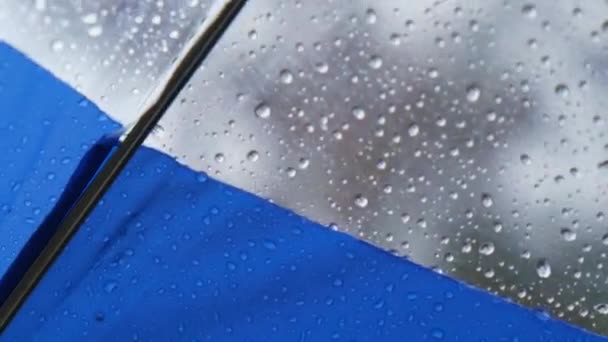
[2, 0, 608, 334]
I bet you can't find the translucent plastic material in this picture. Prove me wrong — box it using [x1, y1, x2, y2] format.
[0, 0, 224, 123]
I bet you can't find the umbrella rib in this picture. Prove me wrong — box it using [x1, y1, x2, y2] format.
[0, 0, 247, 330]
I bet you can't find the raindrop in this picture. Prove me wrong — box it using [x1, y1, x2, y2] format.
[279, 69, 293, 84]
[104, 281, 118, 294]
[570, 167, 581, 178]
[298, 158, 310, 169]
[354, 194, 369, 208]
[81, 13, 98, 24]
[385, 234, 394, 242]
[555, 84, 569, 98]
[151, 15, 162, 25]
[431, 328, 444, 340]
[560, 228, 576, 242]
[484, 269, 495, 278]
[247, 150, 259, 162]
[369, 55, 383, 69]
[365, 8, 377, 24]
[95, 312, 105, 322]
[408, 123, 420, 137]
[263, 239, 277, 250]
[214, 153, 225, 163]
[535, 309, 551, 321]
[594, 304, 608, 315]
[466, 84, 481, 102]
[520, 154, 532, 165]
[405, 19, 415, 30]
[196, 173, 208, 183]
[352, 107, 366, 120]
[493, 221, 503, 233]
[255, 103, 271, 119]
[315, 62, 329, 74]
[536, 259, 552, 278]
[479, 242, 495, 256]
[444, 253, 454, 262]
[50, 40, 65, 53]
[87, 26, 103, 38]
[389, 33, 401, 45]
[602, 233, 608, 245]
[522, 4, 537, 19]
[286, 167, 297, 178]
[481, 193, 494, 208]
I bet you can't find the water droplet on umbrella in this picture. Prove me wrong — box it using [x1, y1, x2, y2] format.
[560, 228, 576, 242]
[255, 103, 271, 119]
[247, 150, 259, 162]
[479, 242, 495, 256]
[520, 154, 532, 165]
[522, 4, 537, 18]
[408, 123, 420, 137]
[365, 8, 377, 24]
[50, 40, 64, 52]
[536, 259, 552, 278]
[352, 107, 366, 120]
[279, 69, 293, 84]
[354, 194, 368, 208]
[369, 55, 383, 69]
[481, 193, 494, 208]
[466, 84, 481, 102]
[594, 304, 608, 315]
[555, 84, 569, 98]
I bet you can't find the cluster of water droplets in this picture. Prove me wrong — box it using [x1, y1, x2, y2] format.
[0, 0, 215, 122]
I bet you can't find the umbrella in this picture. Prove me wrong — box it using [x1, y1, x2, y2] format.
[0, 0, 606, 340]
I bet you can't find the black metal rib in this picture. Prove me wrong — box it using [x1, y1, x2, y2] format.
[0, 0, 246, 330]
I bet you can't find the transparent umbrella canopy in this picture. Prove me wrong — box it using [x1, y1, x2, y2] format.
[1, 0, 608, 336]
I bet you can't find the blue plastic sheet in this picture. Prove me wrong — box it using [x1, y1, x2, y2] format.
[0, 43, 120, 297]
[0, 42, 605, 341]
[3, 145, 604, 341]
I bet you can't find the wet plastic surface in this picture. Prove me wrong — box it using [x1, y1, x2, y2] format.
[0, 0, 225, 123]
[0, 42, 599, 339]
[5, 145, 605, 341]
[0, 43, 119, 297]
